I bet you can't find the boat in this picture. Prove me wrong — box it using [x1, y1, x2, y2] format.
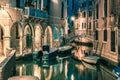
[33, 50, 43, 61]
[82, 55, 100, 64]
[42, 48, 58, 61]
[113, 66, 120, 79]
[57, 45, 72, 57]
[82, 61, 97, 70]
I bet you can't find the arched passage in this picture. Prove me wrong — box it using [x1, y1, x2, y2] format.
[23, 24, 33, 53]
[60, 28, 63, 39]
[44, 26, 53, 48]
[10, 23, 22, 54]
[0, 26, 4, 55]
[34, 25, 43, 51]
[53, 27, 59, 41]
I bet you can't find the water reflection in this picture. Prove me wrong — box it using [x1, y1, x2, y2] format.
[72, 45, 93, 60]
[15, 58, 117, 80]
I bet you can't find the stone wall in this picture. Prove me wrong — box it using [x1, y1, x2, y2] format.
[0, 50, 16, 80]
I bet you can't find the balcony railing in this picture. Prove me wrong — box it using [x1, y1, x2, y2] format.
[24, 7, 48, 19]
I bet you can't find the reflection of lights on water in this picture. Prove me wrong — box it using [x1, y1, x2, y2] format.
[33, 64, 41, 79]
[60, 59, 63, 73]
[65, 61, 69, 79]
[75, 64, 85, 71]
[44, 66, 53, 80]
[71, 74, 74, 80]
[53, 0, 58, 4]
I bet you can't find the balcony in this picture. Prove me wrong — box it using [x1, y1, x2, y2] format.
[24, 7, 48, 19]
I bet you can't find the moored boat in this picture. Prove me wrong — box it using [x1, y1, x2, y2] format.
[57, 45, 72, 57]
[113, 66, 120, 79]
[42, 48, 58, 61]
[33, 50, 43, 61]
[82, 61, 97, 70]
[82, 55, 100, 64]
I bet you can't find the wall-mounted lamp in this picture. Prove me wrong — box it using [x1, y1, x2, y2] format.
[71, 16, 75, 21]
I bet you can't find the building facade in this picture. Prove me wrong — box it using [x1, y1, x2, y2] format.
[0, 0, 67, 57]
[93, 0, 120, 65]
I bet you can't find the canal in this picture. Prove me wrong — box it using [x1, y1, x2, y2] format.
[15, 45, 117, 80]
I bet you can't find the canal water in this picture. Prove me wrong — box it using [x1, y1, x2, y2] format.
[15, 45, 117, 80]
[15, 58, 117, 80]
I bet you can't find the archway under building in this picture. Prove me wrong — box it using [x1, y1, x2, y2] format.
[59, 28, 64, 46]
[0, 26, 4, 56]
[23, 24, 33, 53]
[44, 26, 53, 48]
[53, 27, 59, 47]
[10, 23, 22, 54]
[34, 25, 43, 51]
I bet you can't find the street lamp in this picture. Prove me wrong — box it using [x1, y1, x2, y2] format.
[71, 16, 75, 21]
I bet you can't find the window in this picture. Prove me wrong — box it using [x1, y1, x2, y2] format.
[118, 16, 120, 29]
[47, 0, 50, 15]
[104, 29, 107, 41]
[104, 0, 107, 17]
[25, 0, 33, 7]
[95, 30, 98, 40]
[16, 0, 20, 8]
[89, 22, 91, 29]
[89, 11, 92, 17]
[96, 4, 99, 19]
[111, 31, 115, 52]
[89, 1, 92, 6]
[26, 34, 32, 48]
[84, 23, 86, 28]
[82, 12, 86, 18]
[72, 0, 74, 10]
[16, 27, 20, 39]
[82, 23, 84, 29]
[0, 28, 3, 40]
[82, 23, 86, 28]
[61, 2, 64, 18]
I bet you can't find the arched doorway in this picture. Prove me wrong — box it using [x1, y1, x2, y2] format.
[0, 26, 4, 55]
[10, 23, 22, 54]
[34, 25, 43, 51]
[44, 26, 53, 48]
[23, 24, 33, 53]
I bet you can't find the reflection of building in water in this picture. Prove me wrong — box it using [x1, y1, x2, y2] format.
[72, 45, 92, 60]
[16, 63, 33, 76]
[98, 65, 116, 80]
[33, 64, 41, 79]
